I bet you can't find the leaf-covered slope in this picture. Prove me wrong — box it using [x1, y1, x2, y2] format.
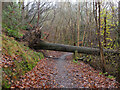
[2, 34, 44, 88]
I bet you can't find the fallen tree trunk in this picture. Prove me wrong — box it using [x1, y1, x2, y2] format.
[30, 40, 119, 56]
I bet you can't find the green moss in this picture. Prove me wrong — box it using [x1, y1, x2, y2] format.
[2, 34, 44, 88]
[2, 80, 10, 88]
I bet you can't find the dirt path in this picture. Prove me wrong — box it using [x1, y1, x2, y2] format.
[53, 53, 74, 88]
[52, 53, 119, 88]
[11, 51, 120, 88]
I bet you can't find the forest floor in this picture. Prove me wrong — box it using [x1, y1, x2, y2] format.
[11, 50, 120, 88]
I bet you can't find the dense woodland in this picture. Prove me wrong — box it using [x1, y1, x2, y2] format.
[1, 0, 120, 88]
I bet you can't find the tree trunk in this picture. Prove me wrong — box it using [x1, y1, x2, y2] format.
[104, 15, 107, 47]
[77, 2, 80, 46]
[117, 1, 120, 83]
[22, 0, 24, 25]
[82, 31, 85, 46]
[37, 0, 40, 27]
[98, 2, 105, 73]
[29, 40, 119, 56]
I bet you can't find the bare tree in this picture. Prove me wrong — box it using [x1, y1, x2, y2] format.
[77, 2, 80, 47]
[98, 2, 105, 73]
[104, 12, 107, 47]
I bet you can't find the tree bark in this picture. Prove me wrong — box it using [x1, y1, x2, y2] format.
[22, 0, 25, 25]
[117, 1, 120, 83]
[29, 40, 119, 56]
[77, 2, 80, 46]
[98, 2, 105, 73]
[37, 0, 40, 27]
[118, 2, 120, 50]
[104, 15, 107, 47]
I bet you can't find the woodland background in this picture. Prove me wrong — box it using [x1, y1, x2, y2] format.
[1, 0, 120, 88]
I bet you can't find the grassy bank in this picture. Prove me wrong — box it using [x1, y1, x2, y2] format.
[2, 34, 44, 88]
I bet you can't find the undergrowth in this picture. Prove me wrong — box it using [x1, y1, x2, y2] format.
[2, 34, 44, 88]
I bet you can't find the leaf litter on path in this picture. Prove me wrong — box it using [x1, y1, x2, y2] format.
[11, 51, 120, 88]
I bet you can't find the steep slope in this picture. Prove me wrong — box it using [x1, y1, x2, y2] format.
[2, 34, 44, 88]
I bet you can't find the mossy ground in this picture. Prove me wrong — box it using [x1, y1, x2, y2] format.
[2, 34, 44, 88]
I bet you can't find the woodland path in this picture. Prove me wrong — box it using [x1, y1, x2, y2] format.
[11, 51, 119, 88]
[52, 53, 75, 88]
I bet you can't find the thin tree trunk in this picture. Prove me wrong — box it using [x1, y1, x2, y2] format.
[104, 14, 107, 47]
[98, 2, 105, 73]
[86, 2, 91, 47]
[37, 0, 40, 27]
[82, 31, 85, 46]
[82, 2, 88, 47]
[95, 2, 98, 45]
[35, 0, 41, 39]
[73, 23, 76, 46]
[93, 1, 94, 17]
[54, 27, 57, 43]
[22, 0, 24, 25]
[117, 1, 120, 83]
[118, 2, 120, 51]
[18, 0, 21, 9]
[77, 2, 80, 47]
[72, 22, 76, 59]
